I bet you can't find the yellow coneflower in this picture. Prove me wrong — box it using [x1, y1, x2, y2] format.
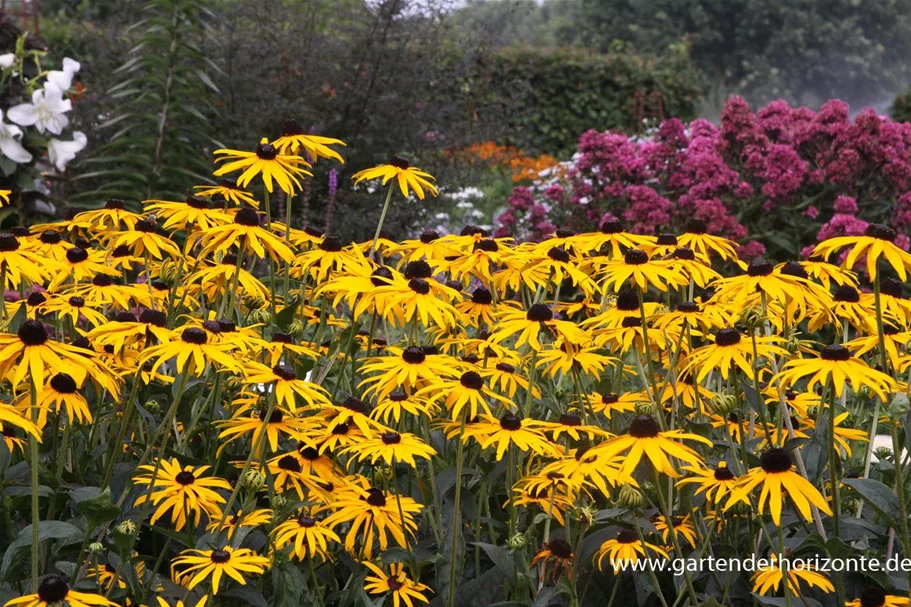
[4, 575, 117, 607]
[353, 156, 438, 200]
[272, 119, 346, 163]
[170, 546, 270, 595]
[214, 138, 311, 195]
[133, 458, 231, 530]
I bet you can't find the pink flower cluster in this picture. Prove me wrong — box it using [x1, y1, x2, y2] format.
[496, 96, 911, 258]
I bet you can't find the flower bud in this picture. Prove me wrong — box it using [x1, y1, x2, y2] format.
[634, 400, 653, 415]
[116, 520, 137, 535]
[727, 500, 752, 517]
[89, 542, 105, 553]
[508, 532, 527, 550]
[576, 505, 595, 527]
[288, 319, 306, 337]
[242, 470, 266, 492]
[375, 466, 394, 484]
[554, 387, 567, 400]
[739, 306, 766, 331]
[875, 446, 894, 462]
[616, 483, 644, 510]
[143, 400, 160, 414]
[158, 259, 178, 283]
[709, 391, 738, 416]
[271, 494, 288, 509]
[250, 308, 272, 325]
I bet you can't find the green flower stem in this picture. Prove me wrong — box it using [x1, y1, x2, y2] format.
[651, 468, 699, 605]
[369, 185, 395, 258]
[632, 516, 669, 607]
[28, 377, 39, 591]
[891, 422, 911, 592]
[447, 412, 468, 607]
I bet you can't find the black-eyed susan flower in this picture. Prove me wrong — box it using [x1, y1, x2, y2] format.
[323, 486, 421, 557]
[133, 458, 231, 530]
[0, 320, 110, 388]
[536, 339, 616, 378]
[512, 485, 575, 526]
[652, 514, 697, 549]
[144, 195, 233, 231]
[205, 508, 272, 539]
[170, 546, 270, 595]
[676, 219, 738, 262]
[340, 431, 436, 467]
[29, 372, 94, 426]
[846, 588, 911, 607]
[663, 246, 722, 287]
[216, 403, 312, 455]
[489, 303, 588, 351]
[530, 538, 575, 580]
[676, 462, 739, 505]
[776, 344, 898, 401]
[196, 207, 294, 263]
[271, 511, 340, 562]
[594, 528, 669, 572]
[584, 391, 640, 418]
[139, 326, 239, 375]
[598, 248, 685, 293]
[813, 223, 911, 281]
[461, 413, 558, 460]
[85, 309, 171, 353]
[684, 327, 787, 382]
[241, 362, 330, 412]
[214, 138, 311, 195]
[48, 246, 120, 290]
[41, 295, 107, 328]
[751, 554, 834, 596]
[272, 119, 345, 163]
[376, 276, 461, 329]
[353, 156, 438, 200]
[419, 369, 514, 421]
[592, 414, 712, 478]
[71, 199, 144, 233]
[578, 219, 656, 258]
[0, 233, 56, 289]
[727, 448, 831, 525]
[868, 278, 911, 327]
[194, 178, 259, 208]
[3, 575, 117, 607]
[545, 412, 608, 442]
[363, 561, 432, 607]
[103, 217, 182, 260]
[0, 403, 40, 442]
[358, 346, 458, 401]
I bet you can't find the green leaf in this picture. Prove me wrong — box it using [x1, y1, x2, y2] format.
[1, 521, 83, 576]
[274, 298, 300, 331]
[471, 542, 516, 579]
[75, 487, 121, 530]
[843, 478, 901, 528]
[272, 562, 306, 607]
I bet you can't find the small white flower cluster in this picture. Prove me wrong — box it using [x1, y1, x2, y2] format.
[0, 53, 87, 172]
[422, 185, 489, 236]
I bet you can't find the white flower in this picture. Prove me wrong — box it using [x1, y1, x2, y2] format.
[48, 131, 87, 172]
[0, 54, 15, 69]
[0, 109, 33, 164]
[46, 57, 81, 90]
[7, 83, 72, 135]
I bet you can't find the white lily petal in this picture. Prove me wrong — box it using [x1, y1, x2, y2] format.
[0, 137, 33, 163]
[7, 102, 39, 127]
[0, 54, 15, 69]
[48, 131, 87, 172]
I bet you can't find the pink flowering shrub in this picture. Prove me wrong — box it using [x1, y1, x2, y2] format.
[496, 96, 911, 259]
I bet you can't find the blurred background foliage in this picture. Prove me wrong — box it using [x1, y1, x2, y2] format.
[6, 0, 911, 239]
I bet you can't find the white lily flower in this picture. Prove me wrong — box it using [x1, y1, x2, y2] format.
[0, 54, 15, 69]
[46, 57, 81, 90]
[7, 82, 72, 135]
[48, 131, 87, 172]
[0, 109, 33, 163]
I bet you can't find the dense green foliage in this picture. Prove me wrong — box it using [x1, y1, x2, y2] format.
[893, 86, 911, 123]
[467, 43, 700, 155]
[456, 0, 911, 109]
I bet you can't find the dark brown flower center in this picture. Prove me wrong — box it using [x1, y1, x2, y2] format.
[471, 287, 493, 305]
[37, 575, 69, 603]
[676, 301, 699, 313]
[404, 260, 432, 279]
[526, 304, 553, 322]
[175, 471, 196, 485]
[278, 455, 302, 472]
[747, 258, 774, 277]
[186, 195, 209, 209]
[210, 549, 231, 563]
[18, 320, 49, 346]
[259, 408, 284, 423]
[500, 414, 522, 431]
[382, 432, 402, 445]
[50, 373, 77, 394]
[234, 207, 261, 227]
[760, 448, 793, 473]
[860, 587, 887, 607]
[714, 466, 735, 481]
[548, 246, 570, 263]
[833, 285, 860, 303]
[628, 414, 661, 438]
[685, 219, 707, 234]
[881, 278, 903, 298]
[26, 292, 47, 306]
[181, 327, 207, 344]
[715, 328, 741, 346]
[68, 296, 85, 308]
[371, 266, 394, 287]
[779, 261, 808, 279]
[66, 247, 89, 263]
[821, 344, 851, 361]
[864, 223, 896, 242]
[256, 142, 279, 160]
[599, 219, 623, 234]
[559, 413, 581, 426]
[272, 364, 297, 381]
[365, 487, 387, 506]
[621, 316, 642, 328]
[616, 529, 639, 544]
[297, 515, 316, 528]
[402, 346, 426, 364]
[460, 371, 483, 390]
[409, 278, 430, 295]
[342, 396, 369, 414]
[615, 289, 640, 311]
[139, 309, 167, 327]
[547, 538, 573, 559]
[105, 198, 126, 210]
[39, 230, 62, 244]
[389, 155, 410, 169]
[420, 230, 439, 243]
[495, 362, 515, 373]
[474, 239, 499, 253]
[656, 233, 677, 246]
[624, 249, 648, 265]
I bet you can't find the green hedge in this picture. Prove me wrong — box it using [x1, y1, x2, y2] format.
[469, 42, 701, 155]
[893, 86, 911, 123]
